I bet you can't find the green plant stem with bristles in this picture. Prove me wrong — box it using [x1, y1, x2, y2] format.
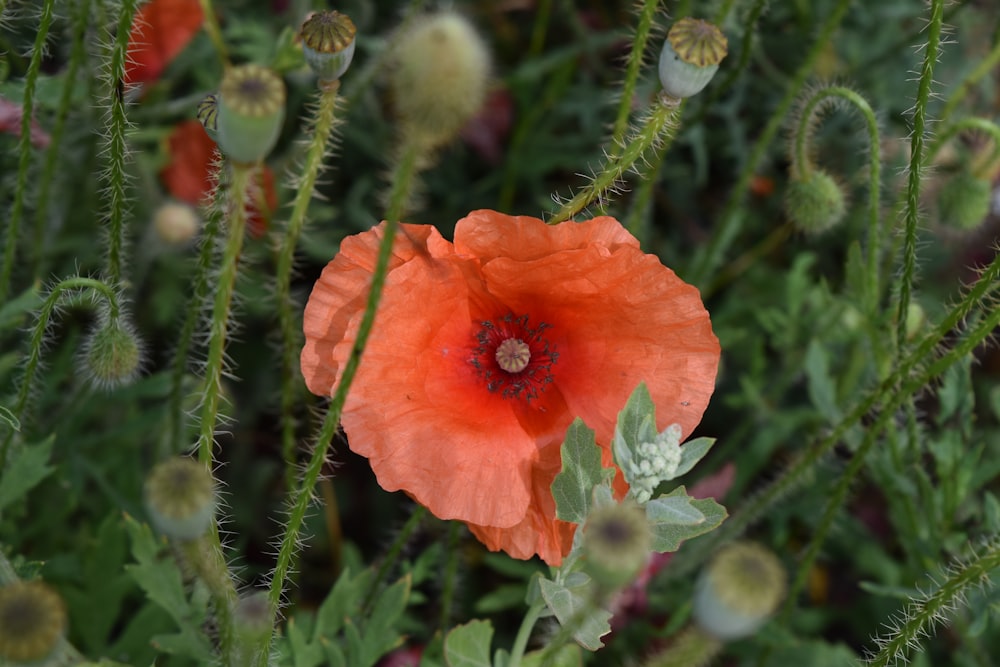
[263, 144, 420, 662]
[31, 0, 91, 281]
[362, 505, 427, 613]
[277, 81, 343, 491]
[167, 176, 225, 455]
[180, 537, 239, 666]
[926, 117, 1000, 178]
[0, 0, 54, 305]
[103, 0, 137, 286]
[895, 0, 943, 358]
[687, 0, 852, 290]
[550, 96, 682, 224]
[198, 0, 230, 68]
[197, 164, 251, 465]
[668, 249, 1000, 581]
[938, 22, 1000, 125]
[792, 86, 882, 312]
[623, 139, 666, 243]
[0, 276, 122, 470]
[609, 0, 660, 152]
[866, 539, 1000, 667]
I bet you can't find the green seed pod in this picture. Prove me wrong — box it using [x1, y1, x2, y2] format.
[692, 541, 785, 641]
[81, 314, 143, 390]
[658, 18, 728, 100]
[145, 457, 217, 541]
[581, 501, 651, 589]
[197, 92, 219, 139]
[300, 11, 357, 85]
[0, 581, 67, 664]
[937, 169, 992, 230]
[215, 64, 286, 165]
[387, 11, 491, 148]
[784, 169, 847, 234]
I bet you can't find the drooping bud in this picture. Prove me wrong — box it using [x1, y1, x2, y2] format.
[0, 580, 67, 664]
[144, 457, 217, 541]
[784, 169, 847, 234]
[658, 18, 728, 100]
[692, 541, 785, 641]
[215, 64, 286, 164]
[81, 313, 143, 390]
[581, 501, 652, 589]
[197, 92, 219, 140]
[153, 201, 200, 245]
[937, 169, 992, 230]
[387, 11, 491, 147]
[232, 591, 273, 666]
[300, 10, 357, 86]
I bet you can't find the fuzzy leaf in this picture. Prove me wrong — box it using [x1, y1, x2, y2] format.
[674, 437, 715, 478]
[444, 619, 493, 667]
[552, 419, 610, 524]
[314, 567, 374, 642]
[538, 576, 612, 651]
[0, 435, 55, 514]
[521, 645, 581, 667]
[646, 487, 727, 553]
[612, 383, 660, 488]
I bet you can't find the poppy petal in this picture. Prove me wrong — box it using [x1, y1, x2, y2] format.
[125, 0, 205, 86]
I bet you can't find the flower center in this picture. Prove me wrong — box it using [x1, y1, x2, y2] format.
[470, 313, 558, 401]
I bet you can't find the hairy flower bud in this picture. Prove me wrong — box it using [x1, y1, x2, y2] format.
[0, 580, 67, 664]
[582, 501, 651, 589]
[153, 201, 200, 245]
[784, 169, 847, 234]
[387, 11, 491, 147]
[216, 64, 286, 164]
[81, 314, 143, 390]
[301, 10, 357, 86]
[938, 169, 992, 230]
[145, 457, 217, 541]
[693, 541, 785, 641]
[658, 18, 727, 100]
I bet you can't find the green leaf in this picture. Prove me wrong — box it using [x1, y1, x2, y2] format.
[674, 437, 715, 478]
[805, 340, 840, 422]
[0, 435, 55, 513]
[552, 419, 608, 524]
[521, 644, 581, 667]
[313, 567, 373, 642]
[646, 487, 727, 553]
[359, 575, 410, 666]
[613, 384, 659, 463]
[444, 619, 493, 667]
[287, 617, 325, 667]
[537, 576, 612, 651]
[0, 283, 42, 331]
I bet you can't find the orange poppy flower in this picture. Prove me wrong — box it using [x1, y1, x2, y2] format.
[301, 210, 720, 564]
[125, 0, 205, 87]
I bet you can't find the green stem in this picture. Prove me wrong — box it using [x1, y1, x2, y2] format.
[925, 117, 1000, 179]
[0, 0, 55, 304]
[104, 0, 138, 285]
[439, 520, 461, 633]
[196, 165, 251, 465]
[550, 96, 682, 224]
[791, 86, 882, 312]
[197, 0, 229, 68]
[508, 599, 546, 667]
[528, 0, 552, 57]
[609, 0, 661, 151]
[895, 0, 943, 357]
[180, 537, 239, 665]
[687, 0, 852, 288]
[277, 82, 343, 491]
[867, 539, 1000, 667]
[264, 144, 420, 660]
[31, 0, 92, 281]
[362, 505, 427, 613]
[0, 277, 121, 470]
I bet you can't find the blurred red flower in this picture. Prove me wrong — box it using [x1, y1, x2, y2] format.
[0, 96, 50, 148]
[125, 0, 204, 86]
[301, 211, 720, 564]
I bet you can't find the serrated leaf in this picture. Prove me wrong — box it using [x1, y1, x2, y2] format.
[552, 419, 607, 524]
[314, 567, 373, 641]
[287, 617, 325, 667]
[0, 435, 55, 513]
[805, 340, 840, 422]
[674, 437, 715, 478]
[521, 644, 581, 667]
[537, 577, 612, 651]
[150, 629, 215, 663]
[320, 636, 347, 667]
[444, 620, 493, 667]
[360, 575, 410, 665]
[647, 487, 727, 553]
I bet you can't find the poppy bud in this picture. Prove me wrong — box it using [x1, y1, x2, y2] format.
[232, 591, 272, 665]
[658, 18, 727, 100]
[300, 10, 357, 86]
[692, 541, 785, 641]
[937, 169, 992, 230]
[0, 580, 67, 664]
[387, 11, 491, 147]
[784, 169, 847, 234]
[144, 457, 217, 541]
[81, 314, 143, 390]
[197, 92, 219, 139]
[153, 201, 200, 245]
[216, 64, 286, 164]
[581, 501, 652, 589]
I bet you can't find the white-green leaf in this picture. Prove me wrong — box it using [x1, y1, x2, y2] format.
[647, 487, 727, 553]
[674, 437, 715, 478]
[444, 619, 493, 667]
[551, 419, 609, 524]
[537, 577, 612, 651]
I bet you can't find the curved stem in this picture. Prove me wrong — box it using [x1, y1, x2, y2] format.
[925, 117, 1000, 179]
[938, 20, 1000, 125]
[0, 0, 54, 304]
[895, 0, 943, 357]
[550, 96, 682, 224]
[508, 598, 546, 667]
[277, 82, 343, 491]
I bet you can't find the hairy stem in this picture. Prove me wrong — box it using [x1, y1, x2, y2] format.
[609, 0, 661, 151]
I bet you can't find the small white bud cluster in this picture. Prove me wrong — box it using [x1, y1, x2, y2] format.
[627, 423, 683, 503]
